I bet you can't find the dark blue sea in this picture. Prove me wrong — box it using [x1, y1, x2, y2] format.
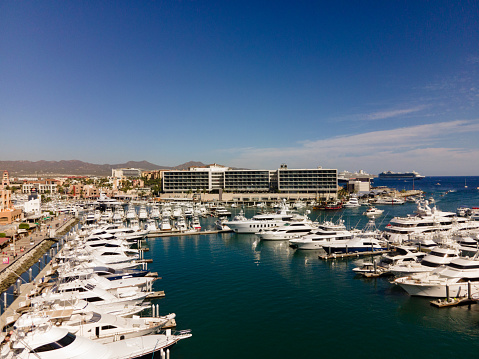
[146, 177, 479, 359]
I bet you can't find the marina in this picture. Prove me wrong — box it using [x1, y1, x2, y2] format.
[2, 176, 479, 357]
[3, 1, 477, 357]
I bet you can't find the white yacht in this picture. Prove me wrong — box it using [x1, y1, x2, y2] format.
[289, 220, 353, 250]
[31, 282, 149, 310]
[85, 211, 97, 224]
[144, 218, 157, 232]
[160, 216, 172, 231]
[384, 200, 464, 244]
[1, 323, 191, 359]
[363, 206, 384, 217]
[191, 215, 201, 231]
[321, 235, 386, 254]
[149, 205, 160, 219]
[126, 206, 137, 220]
[343, 196, 360, 208]
[353, 246, 425, 275]
[215, 206, 232, 217]
[374, 197, 405, 205]
[100, 208, 113, 223]
[388, 243, 461, 277]
[138, 206, 148, 221]
[394, 254, 479, 297]
[257, 219, 318, 241]
[96, 193, 122, 207]
[175, 216, 188, 232]
[112, 207, 124, 224]
[15, 310, 175, 344]
[225, 203, 305, 233]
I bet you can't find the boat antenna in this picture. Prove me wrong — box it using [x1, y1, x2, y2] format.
[353, 218, 362, 230]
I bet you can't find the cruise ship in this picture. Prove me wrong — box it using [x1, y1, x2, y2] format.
[378, 171, 425, 180]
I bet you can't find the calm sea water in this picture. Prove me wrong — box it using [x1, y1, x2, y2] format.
[147, 177, 479, 358]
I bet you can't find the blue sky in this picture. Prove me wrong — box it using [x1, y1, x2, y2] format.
[1, 1, 478, 175]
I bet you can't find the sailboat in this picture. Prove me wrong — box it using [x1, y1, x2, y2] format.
[465, 178, 468, 188]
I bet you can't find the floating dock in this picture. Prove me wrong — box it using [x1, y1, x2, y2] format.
[430, 297, 477, 308]
[318, 250, 390, 260]
[146, 291, 166, 300]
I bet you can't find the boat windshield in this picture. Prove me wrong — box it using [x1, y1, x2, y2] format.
[31, 332, 76, 353]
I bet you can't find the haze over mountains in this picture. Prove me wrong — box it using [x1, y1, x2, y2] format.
[0, 160, 209, 176]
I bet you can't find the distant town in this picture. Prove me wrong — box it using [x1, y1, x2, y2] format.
[0, 163, 385, 226]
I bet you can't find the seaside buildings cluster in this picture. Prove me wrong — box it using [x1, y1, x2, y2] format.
[0, 164, 377, 226]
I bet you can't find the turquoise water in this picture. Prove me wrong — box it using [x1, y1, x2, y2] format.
[146, 177, 479, 358]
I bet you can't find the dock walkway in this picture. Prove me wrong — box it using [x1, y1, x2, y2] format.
[0, 214, 76, 275]
[319, 250, 390, 260]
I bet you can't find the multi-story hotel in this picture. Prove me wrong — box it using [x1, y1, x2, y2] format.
[112, 168, 142, 178]
[162, 164, 337, 195]
[21, 179, 58, 194]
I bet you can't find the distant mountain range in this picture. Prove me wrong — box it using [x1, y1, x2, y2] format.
[0, 160, 211, 177]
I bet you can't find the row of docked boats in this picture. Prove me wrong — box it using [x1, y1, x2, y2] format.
[83, 209, 203, 234]
[352, 237, 479, 298]
[0, 224, 191, 358]
[222, 198, 479, 299]
[222, 201, 388, 253]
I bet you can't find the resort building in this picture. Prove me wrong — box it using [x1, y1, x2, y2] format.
[162, 164, 338, 197]
[112, 168, 142, 178]
[224, 170, 272, 192]
[276, 165, 337, 195]
[21, 179, 58, 194]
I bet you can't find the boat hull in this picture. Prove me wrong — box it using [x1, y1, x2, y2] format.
[396, 281, 479, 298]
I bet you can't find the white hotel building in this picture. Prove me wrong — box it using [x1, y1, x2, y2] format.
[162, 164, 337, 197]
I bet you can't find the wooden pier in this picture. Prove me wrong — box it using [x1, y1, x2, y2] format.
[430, 297, 477, 308]
[319, 250, 390, 260]
[146, 291, 166, 300]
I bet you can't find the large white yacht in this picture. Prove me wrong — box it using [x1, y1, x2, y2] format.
[1, 323, 191, 359]
[384, 199, 472, 244]
[394, 254, 479, 297]
[374, 197, 405, 205]
[388, 243, 461, 277]
[257, 219, 318, 241]
[225, 203, 306, 234]
[321, 235, 386, 254]
[353, 246, 425, 275]
[15, 310, 175, 344]
[96, 193, 122, 208]
[288, 220, 353, 250]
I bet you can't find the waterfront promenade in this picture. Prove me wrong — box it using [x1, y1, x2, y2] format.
[0, 214, 76, 277]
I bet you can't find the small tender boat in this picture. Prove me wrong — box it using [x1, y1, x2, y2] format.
[363, 206, 384, 217]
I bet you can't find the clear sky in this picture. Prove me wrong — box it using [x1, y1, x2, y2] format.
[1, 1, 478, 175]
